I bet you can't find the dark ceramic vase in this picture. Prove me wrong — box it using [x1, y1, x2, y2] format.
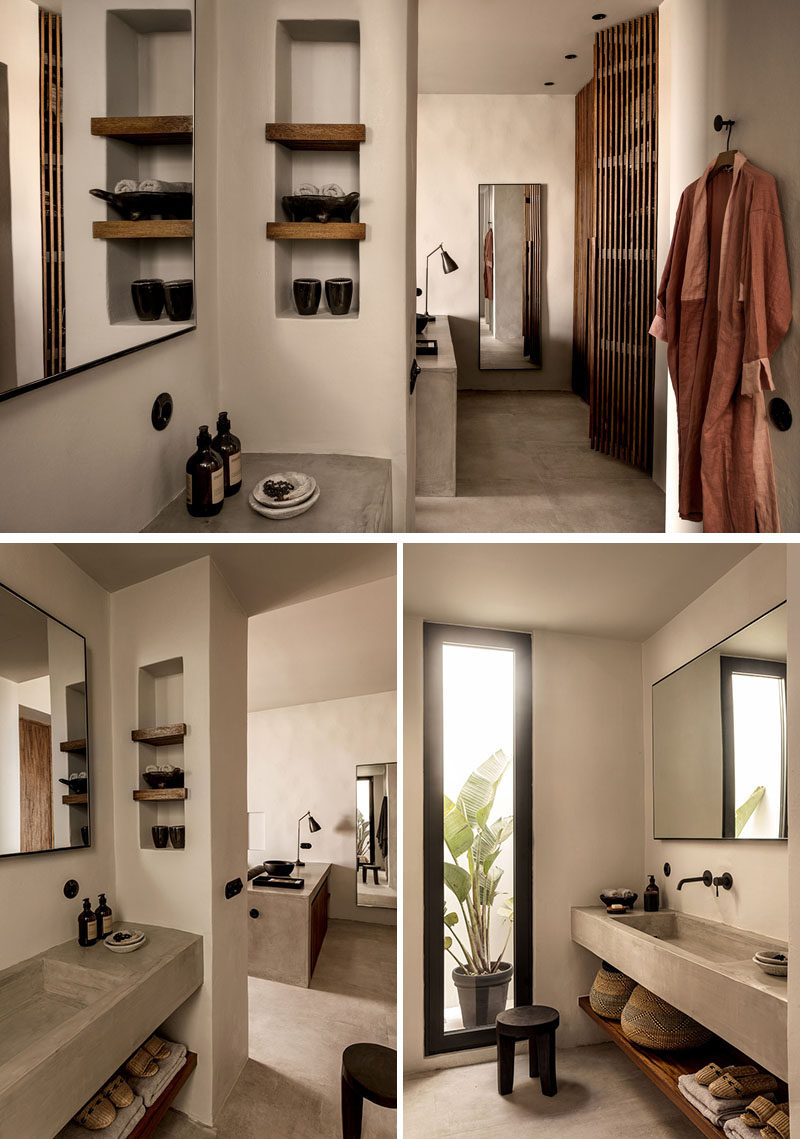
[132, 279, 165, 322]
[325, 277, 353, 316]
[164, 279, 194, 322]
[152, 825, 169, 848]
[169, 825, 186, 849]
[293, 278, 322, 316]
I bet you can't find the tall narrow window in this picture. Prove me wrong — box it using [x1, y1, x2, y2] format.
[423, 624, 532, 1055]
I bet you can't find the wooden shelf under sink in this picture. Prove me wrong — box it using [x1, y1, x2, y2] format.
[132, 724, 186, 746]
[127, 1051, 197, 1139]
[91, 115, 193, 145]
[265, 122, 365, 150]
[60, 738, 87, 752]
[133, 788, 187, 802]
[62, 793, 88, 805]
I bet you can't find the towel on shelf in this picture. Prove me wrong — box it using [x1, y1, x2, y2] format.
[56, 1094, 145, 1138]
[126, 1040, 188, 1107]
[137, 179, 192, 193]
[724, 1117, 762, 1139]
[678, 1074, 772, 1126]
[114, 179, 138, 194]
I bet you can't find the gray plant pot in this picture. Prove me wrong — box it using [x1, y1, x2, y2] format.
[452, 961, 513, 1028]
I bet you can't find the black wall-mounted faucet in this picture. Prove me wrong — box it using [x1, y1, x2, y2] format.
[676, 870, 713, 891]
[713, 872, 733, 896]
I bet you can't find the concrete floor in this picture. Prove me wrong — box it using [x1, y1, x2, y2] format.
[479, 320, 537, 369]
[415, 391, 666, 533]
[157, 919, 396, 1139]
[404, 1042, 700, 1139]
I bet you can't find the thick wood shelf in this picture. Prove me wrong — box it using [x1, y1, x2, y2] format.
[132, 724, 186, 747]
[60, 738, 87, 753]
[578, 997, 786, 1139]
[266, 222, 365, 241]
[93, 221, 194, 240]
[62, 793, 88, 805]
[265, 122, 365, 150]
[127, 1051, 197, 1139]
[91, 116, 193, 145]
[133, 788, 187, 802]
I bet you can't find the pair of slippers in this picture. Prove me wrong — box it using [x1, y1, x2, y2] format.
[72, 1075, 134, 1131]
[696, 1062, 778, 1100]
[742, 1097, 791, 1139]
[125, 1035, 172, 1079]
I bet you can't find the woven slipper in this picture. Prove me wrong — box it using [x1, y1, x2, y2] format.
[101, 1074, 134, 1109]
[761, 1110, 790, 1139]
[696, 1063, 757, 1087]
[143, 1034, 171, 1060]
[743, 1098, 782, 1127]
[125, 1047, 159, 1078]
[710, 1073, 778, 1100]
[73, 1094, 116, 1130]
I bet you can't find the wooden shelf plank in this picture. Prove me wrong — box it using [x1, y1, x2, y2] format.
[132, 724, 186, 746]
[62, 793, 88, 805]
[91, 115, 193, 145]
[265, 122, 365, 150]
[578, 997, 786, 1138]
[93, 221, 193, 240]
[133, 788, 188, 802]
[266, 222, 365, 241]
[60, 738, 87, 752]
[127, 1051, 197, 1139]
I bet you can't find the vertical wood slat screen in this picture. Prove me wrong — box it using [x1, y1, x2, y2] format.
[591, 11, 658, 473]
[572, 78, 595, 403]
[523, 183, 542, 368]
[40, 9, 65, 378]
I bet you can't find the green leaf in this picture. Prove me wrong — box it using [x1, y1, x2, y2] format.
[444, 861, 471, 902]
[476, 865, 503, 907]
[444, 936, 453, 950]
[456, 750, 510, 826]
[735, 785, 766, 837]
[444, 798, 474, 859]
[444, 911, 459, 927]
[497, 896, 514, 923]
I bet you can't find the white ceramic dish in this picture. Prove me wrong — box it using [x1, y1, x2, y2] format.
[253, 472, 316, 508]
[753, 954, 787, 977]
[249, 485, 321, 520]
[105, 929, 147, 953]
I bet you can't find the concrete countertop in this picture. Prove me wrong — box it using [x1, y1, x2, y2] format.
[417, 315, 456, 371]
[248, 862, 331, 904]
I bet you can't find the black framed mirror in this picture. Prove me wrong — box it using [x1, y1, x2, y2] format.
[0, 0, 196, 404]
[355, 762, 397, 910]
[0, 581, 90, 858]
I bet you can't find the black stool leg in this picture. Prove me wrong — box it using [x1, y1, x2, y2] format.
[529, 1034, 539, 1078]
[536, 1028, 557, 1096]
[372, 868, 379, 885]
[341, 1073, 363, 1138]
[497, 1032, 516, 1095]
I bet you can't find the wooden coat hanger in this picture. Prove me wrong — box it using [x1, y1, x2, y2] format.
[713, 114, 737, 172]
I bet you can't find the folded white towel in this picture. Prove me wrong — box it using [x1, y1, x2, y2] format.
[114, 179, 138, 194]
[56, 1094, 145, 1139]
[137, 179, 192, 194]
[126, 1040, 188, 1107]
[678, 1075, 770, 1126]
[724, 1118, 756, 1139]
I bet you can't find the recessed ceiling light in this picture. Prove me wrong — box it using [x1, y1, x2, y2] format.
[592, 12, 607, 19]
[565, 53, 578, 59]
[544, 81, 555, 86]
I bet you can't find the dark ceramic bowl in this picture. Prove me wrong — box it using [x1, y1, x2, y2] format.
[131, 279, 165, 322]
[142, 768, 184, 790]
[90, 188, 193, 221]
[282, 191, 359, 223]
[600, 892, 638, 911]
[264, 860, 294, 877]
[164, 279, 194, 322]
[59, 776, 88, 794]
[293, 278, 322, 316]
[325, 277, 353, 316]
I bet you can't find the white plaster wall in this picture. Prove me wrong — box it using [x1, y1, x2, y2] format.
[643, 545, 788, 938]
[47, 618, 86, 849]
[416, 94, 574, 391]
[785, 546, 800, 1121]
[0, 676, 21, 853]
[248, 691, 397, 926]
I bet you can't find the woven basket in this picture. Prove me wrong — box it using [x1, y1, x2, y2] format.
[589, 962, 637, 1020]
[620, 985, 712, 1051]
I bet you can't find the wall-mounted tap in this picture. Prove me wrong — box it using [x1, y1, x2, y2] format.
[676, 870, 713, 891]
[713, 872, 733, 897]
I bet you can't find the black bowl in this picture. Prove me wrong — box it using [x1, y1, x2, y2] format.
[59, 777, 88, 794]
[164, 279, 194, 322]
[264, 860, 294, 877]
[600, 891, 638, 911]
[142, 768, 184, 790]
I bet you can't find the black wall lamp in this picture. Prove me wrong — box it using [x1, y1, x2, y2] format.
[296, 810, 322, 867]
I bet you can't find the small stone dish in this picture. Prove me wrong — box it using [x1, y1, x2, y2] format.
[105, 928, 147, 954]
[753, 951, 788, 977]
[600, 889, 638, 912]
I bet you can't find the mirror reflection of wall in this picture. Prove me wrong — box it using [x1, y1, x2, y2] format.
[479, 182, 542, 371]
[653, 603, 787, 840]
[0, 583, 89, 858]
[356, 761, 397, 910]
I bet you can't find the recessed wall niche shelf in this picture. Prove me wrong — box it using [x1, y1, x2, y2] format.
[266, 222, 365, 241]
[133, 788, 188, 802]
[135, 659, 186, 849]
[132, 724, 187, 747]
[93, 221, 194, 241]
[266, 122, 365, 150]
[60, 738, 87, 753]
[92, 115, 193, 145]
[62, 793, 88, 806]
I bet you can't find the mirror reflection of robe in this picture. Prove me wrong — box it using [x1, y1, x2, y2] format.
[483, 226, 493, 301]
[650, 153, 791, 532]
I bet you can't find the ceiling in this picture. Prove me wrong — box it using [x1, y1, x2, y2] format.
[418, 0, 656, 95]
[404, 544, 759, 642]
[58, 544, 396, 618]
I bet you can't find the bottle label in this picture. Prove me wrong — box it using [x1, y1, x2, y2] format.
[102, 914, 112, 935]
[211, 466, 224, 503]
[87, 918, 97, 939]
[228, 451, 242, 486]
[186, 473, 192, 505]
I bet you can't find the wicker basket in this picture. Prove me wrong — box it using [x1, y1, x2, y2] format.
[589, 962, 637, 1020]
[620, 984, 712, 1050]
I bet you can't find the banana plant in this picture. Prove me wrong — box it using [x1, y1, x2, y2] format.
[442, 749, 514, 975]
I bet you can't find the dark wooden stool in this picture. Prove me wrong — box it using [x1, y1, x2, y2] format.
[496, 1005, 559, 1097]
[341, 1043, 397, 1138]
[360, 863, 380, 884]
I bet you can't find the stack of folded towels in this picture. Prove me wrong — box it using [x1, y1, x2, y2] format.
[678, 1062, 788, 1137]
[114, 179, 192, 194]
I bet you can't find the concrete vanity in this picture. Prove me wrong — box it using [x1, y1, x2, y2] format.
[415, 316, 457, 496]
[248, 862, 331, 987]
[0, 923, 203, 1139]
[571, 907, 788, 1079]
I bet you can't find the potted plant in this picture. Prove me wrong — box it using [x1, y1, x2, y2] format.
[443, 749, 515, 1028]
[356, 808, 370, 864]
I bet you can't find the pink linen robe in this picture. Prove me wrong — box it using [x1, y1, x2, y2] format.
[650, 153, 792, 532]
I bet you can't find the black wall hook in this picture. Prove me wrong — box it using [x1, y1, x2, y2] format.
[714, 114, 736, 149]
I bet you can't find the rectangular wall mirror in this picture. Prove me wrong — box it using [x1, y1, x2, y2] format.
[0, 582, 89, 858]
[355, 762, 396, 910]
[0, 0, 196, 404]
[479, 183, 543, 371]
[653, 602, 787, 840]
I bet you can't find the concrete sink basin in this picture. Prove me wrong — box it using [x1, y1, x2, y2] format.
[617, 910, 770, 965]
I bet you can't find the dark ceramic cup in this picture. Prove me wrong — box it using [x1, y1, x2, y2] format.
[131, 279, 165, 322]
[164, 279, 194, 322]
[152, 825, 169, 848]
[293, 278, 322, 316]
[325, 277, 353, 316]
[169, 825, 186, 849]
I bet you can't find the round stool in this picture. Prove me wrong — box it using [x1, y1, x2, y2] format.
[496, 1005, 559, 1097]
[341, 1043, 397, 1138]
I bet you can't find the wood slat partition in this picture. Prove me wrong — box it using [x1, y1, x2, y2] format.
[39, 10, 65, 378]
[589, 10, 658, 473]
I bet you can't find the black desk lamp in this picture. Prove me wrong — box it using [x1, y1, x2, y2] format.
[423, 243, 459, 321]
[296, 810, 322, 867]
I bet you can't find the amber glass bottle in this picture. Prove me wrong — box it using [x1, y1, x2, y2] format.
[78, 898, 98, 947]
[212, 411, 243, 496]
[186, 426, 224, 517]
[95, 893, 113, 939]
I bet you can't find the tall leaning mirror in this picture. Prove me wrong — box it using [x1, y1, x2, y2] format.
[479, 183, 543, 371]
[0, 0, 196, 404]
[653, 602, 787, 840]
[355, 762, 397, 910]
[0, 582, 89, 858]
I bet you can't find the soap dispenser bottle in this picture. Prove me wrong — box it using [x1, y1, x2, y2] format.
[95, 893, 113, 940]
[644, 875, 660, 912]
[78, 898, 98, 947]
[212, 412, 242, 497]
[186, 426, 224, 517]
